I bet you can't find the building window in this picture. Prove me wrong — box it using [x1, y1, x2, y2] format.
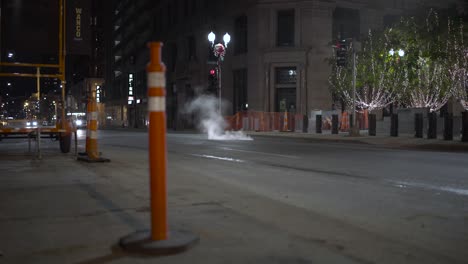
[167, 5, 171, 26]
[187, 35, 196, 60]
[233, 69, 248, 112]
[277, 9, 295, 47]
[184, 0, 190, 17]
[383, 14, 399, 28]
[173, 1, 178, 24]
[234, 15, 248, 54]
[332, 7, 360, 41]
[154, 10, 163, 36]
[167, 43, 178, 72]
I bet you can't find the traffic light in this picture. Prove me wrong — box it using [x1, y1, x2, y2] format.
[208, 68, 218, 94]
[335, 39, 348, 67]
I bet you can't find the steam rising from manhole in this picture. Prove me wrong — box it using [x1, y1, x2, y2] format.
[185, 95, 252, 141]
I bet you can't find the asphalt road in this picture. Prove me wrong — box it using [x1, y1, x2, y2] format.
[95, 130, 468, 263]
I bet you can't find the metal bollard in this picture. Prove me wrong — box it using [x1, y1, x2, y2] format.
[302, 115, 308, 133]
[390, 113, 398, 137]
[332, 114, 339, 134]
[443, 113, 453, 140]
[414, 113, 423, 138]
[316, 115, 322, 134]
[427, 112, 437, 139]
[462, 111, 468, 142]
[368, 114, 376, 136]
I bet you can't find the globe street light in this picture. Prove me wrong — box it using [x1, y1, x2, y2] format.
[389, 48, 405, 57]
[207, 31, 231, 113]
[398, 49, 405, 57]
[208, 32, 215, 45]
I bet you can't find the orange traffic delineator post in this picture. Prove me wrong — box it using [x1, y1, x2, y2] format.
[119, 42, 199, 255]
[77, 83, 110, 162]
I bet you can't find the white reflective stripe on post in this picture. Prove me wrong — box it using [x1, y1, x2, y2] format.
[87, 130, 98, 139]
[147, 72, 166, 88]
[148, 97, 166, 112]
[87, 112, 98, 121]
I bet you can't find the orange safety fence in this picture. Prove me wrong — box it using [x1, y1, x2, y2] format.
[361, 109, 369, 129]
[339, 109, 369, 132]
[340, 112, 350, 132]
[225, 110, 369, 133]
[225, 111, 304, 132]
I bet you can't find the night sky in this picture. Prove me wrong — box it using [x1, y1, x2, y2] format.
[1, 0, 59, 99]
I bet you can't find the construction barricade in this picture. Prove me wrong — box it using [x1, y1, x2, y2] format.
[225, 111, 304, 132]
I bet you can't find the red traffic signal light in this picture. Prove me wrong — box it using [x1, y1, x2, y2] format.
[209, 69, 216, 76]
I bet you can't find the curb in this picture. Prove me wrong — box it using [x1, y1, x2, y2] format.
[246, 132, 468, 153]
[247, 132, 369, 145]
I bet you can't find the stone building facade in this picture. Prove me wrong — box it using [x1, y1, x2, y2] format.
[104, 0, 466, 128]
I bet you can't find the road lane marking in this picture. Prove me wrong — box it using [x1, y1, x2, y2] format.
[391, 181, 468, 196]
[191, 154, 245, 163]
[220, 147, 300, 159]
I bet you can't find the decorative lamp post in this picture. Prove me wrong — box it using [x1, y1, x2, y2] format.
[208, 31, 231, 113]
[388, 48, 405, 134]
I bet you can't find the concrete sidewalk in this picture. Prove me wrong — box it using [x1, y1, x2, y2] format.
[0, 139, 362, 264]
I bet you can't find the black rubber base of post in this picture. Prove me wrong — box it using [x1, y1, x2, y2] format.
[119, 229, 199, 256]
[77, 155, 111, 163]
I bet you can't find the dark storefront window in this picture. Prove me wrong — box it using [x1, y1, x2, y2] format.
[233, 69, 248, 112]
[275, 67, 296, 112]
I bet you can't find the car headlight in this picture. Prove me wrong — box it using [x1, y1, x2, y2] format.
[32, 121, 38, 126]
[26, 122, 31, 126]
[75, 120, 83, 126]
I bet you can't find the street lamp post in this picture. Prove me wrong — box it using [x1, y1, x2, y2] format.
[351, 46, 358, 135]
[388, 48, 405, 114]
[208, 31, 231, 113]
[350, 39, 360, 136]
